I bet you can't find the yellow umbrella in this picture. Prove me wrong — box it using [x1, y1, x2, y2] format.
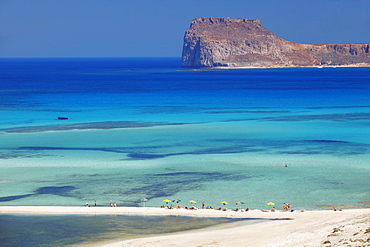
[220, 201, 229, 205]
[266, 202, 275, 205]
[188, 200, 197, 204]
[163, 199, 171, 204]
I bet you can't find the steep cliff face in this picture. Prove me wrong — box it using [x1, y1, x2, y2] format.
[182, 18, 370, 68]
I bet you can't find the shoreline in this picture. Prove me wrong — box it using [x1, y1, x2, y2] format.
[0, 205, 301, 218]
[199, 63, 370, 70]
[101, 208, 370, 247]
[1, 206, 370, 246]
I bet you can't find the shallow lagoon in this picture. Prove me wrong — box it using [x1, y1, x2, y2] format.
[0, 214, 265, 246]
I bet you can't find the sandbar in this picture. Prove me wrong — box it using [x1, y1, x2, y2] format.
[1, 206, 369, 246]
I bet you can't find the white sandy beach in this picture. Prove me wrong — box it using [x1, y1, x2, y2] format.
[1, 206, 369, 246]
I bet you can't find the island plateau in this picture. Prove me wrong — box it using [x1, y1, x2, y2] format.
[181, 18, 370, 68]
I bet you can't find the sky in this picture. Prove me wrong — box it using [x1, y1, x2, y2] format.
[0, 0, 369, 58]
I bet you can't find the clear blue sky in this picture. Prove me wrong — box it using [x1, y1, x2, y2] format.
[1, 0, 369, 57]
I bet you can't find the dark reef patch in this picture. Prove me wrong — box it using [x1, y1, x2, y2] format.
[306, 140, 350, 143]
[155, 172, 212, 176]
[35, 186, 76, 196]
[67, 171, 252, 206]
[127, 153, 168, 159]
[305, 105, 370, 110]
[0, 121, 187, 133]
[207, 110, 291, 114]
[223, 112, 370, 123]
[0, 194, 33, 202]
[0, 186, 77, 202]
[12, 136, 370, 162]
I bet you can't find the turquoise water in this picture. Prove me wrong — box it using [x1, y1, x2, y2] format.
[0, 58, 369, 244]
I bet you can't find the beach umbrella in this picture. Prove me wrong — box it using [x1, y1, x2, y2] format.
[163, 199, 171, 204]
[266, 202, 275, 210]
[220, 201, 229, 205]
[172, 199, 181, 203]
[236, 202, 245, 209]
[140, 198, 148, 207]
[188, 200, 197, 204]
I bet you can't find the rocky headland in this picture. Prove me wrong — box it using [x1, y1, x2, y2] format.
[181, 18, 370, 68]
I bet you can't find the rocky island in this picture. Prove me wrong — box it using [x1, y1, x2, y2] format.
[181, 18, 370, 68]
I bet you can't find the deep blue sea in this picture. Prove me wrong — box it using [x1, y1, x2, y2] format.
[0, 57, 369, 245]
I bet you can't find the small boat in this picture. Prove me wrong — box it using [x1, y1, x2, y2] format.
[57, 117, 68, 120]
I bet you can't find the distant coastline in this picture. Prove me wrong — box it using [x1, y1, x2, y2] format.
[182, 18, 370, 68]
[210, 63, 370, 70]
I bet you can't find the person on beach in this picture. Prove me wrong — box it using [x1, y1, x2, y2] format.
[94, 200, 96, 207]
[202, 202, 205, 209]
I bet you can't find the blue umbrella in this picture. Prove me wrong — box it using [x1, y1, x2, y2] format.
[236, 202, 245, 209]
